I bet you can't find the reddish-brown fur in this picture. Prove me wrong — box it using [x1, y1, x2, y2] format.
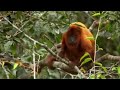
[46, 22, 95, 70]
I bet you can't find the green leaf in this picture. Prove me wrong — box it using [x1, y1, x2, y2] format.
[11, 42, 17, 56]
[1, 61, 5, 68]
[92, 13, 101, 17]
[112, 67, 117, 71]
[4, 41, 13, 51]
[101, 67, 107, 73]
[80, 58, 92, 66]
[86, 36, 94, 40]
[14, 38, 21, 43]
[117, 67, 120, 75]
[97, 73, 101, 79]
[100, 75, 106, 79]
[94, 62, 107, 73]
[98, 48, 103, 51]
[80, 52, 90, 61]
[89, 74, 95, 79]
[13, 63, 19, 70]
[94, 62, 102, 67]
[55, 29, 60, 34]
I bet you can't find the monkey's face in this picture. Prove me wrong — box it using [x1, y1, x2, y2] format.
[68, 35, 76, 44]
[66, 26, 81, 46]
[65, 22, 88, 48]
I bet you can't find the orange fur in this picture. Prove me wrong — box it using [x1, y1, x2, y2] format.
[46, 22, 95, 70]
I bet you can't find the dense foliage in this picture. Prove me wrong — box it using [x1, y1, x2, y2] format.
[0, 11, 120, 79]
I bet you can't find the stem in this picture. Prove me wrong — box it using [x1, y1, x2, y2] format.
[93, 15, 102, 78]
[33, 42, 36, 79]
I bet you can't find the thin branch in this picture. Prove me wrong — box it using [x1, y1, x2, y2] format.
[33, 42, 36, 79]
[13, 20, 30, 37]
[93, 18, 101, 77]
[74, 66, 87, 78]
[1, 65, 9, 79]
[43, 34, 54, 45]
[89, 20, 99, 31]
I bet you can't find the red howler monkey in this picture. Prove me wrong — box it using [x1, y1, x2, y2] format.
[46, 22, 95, 71]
